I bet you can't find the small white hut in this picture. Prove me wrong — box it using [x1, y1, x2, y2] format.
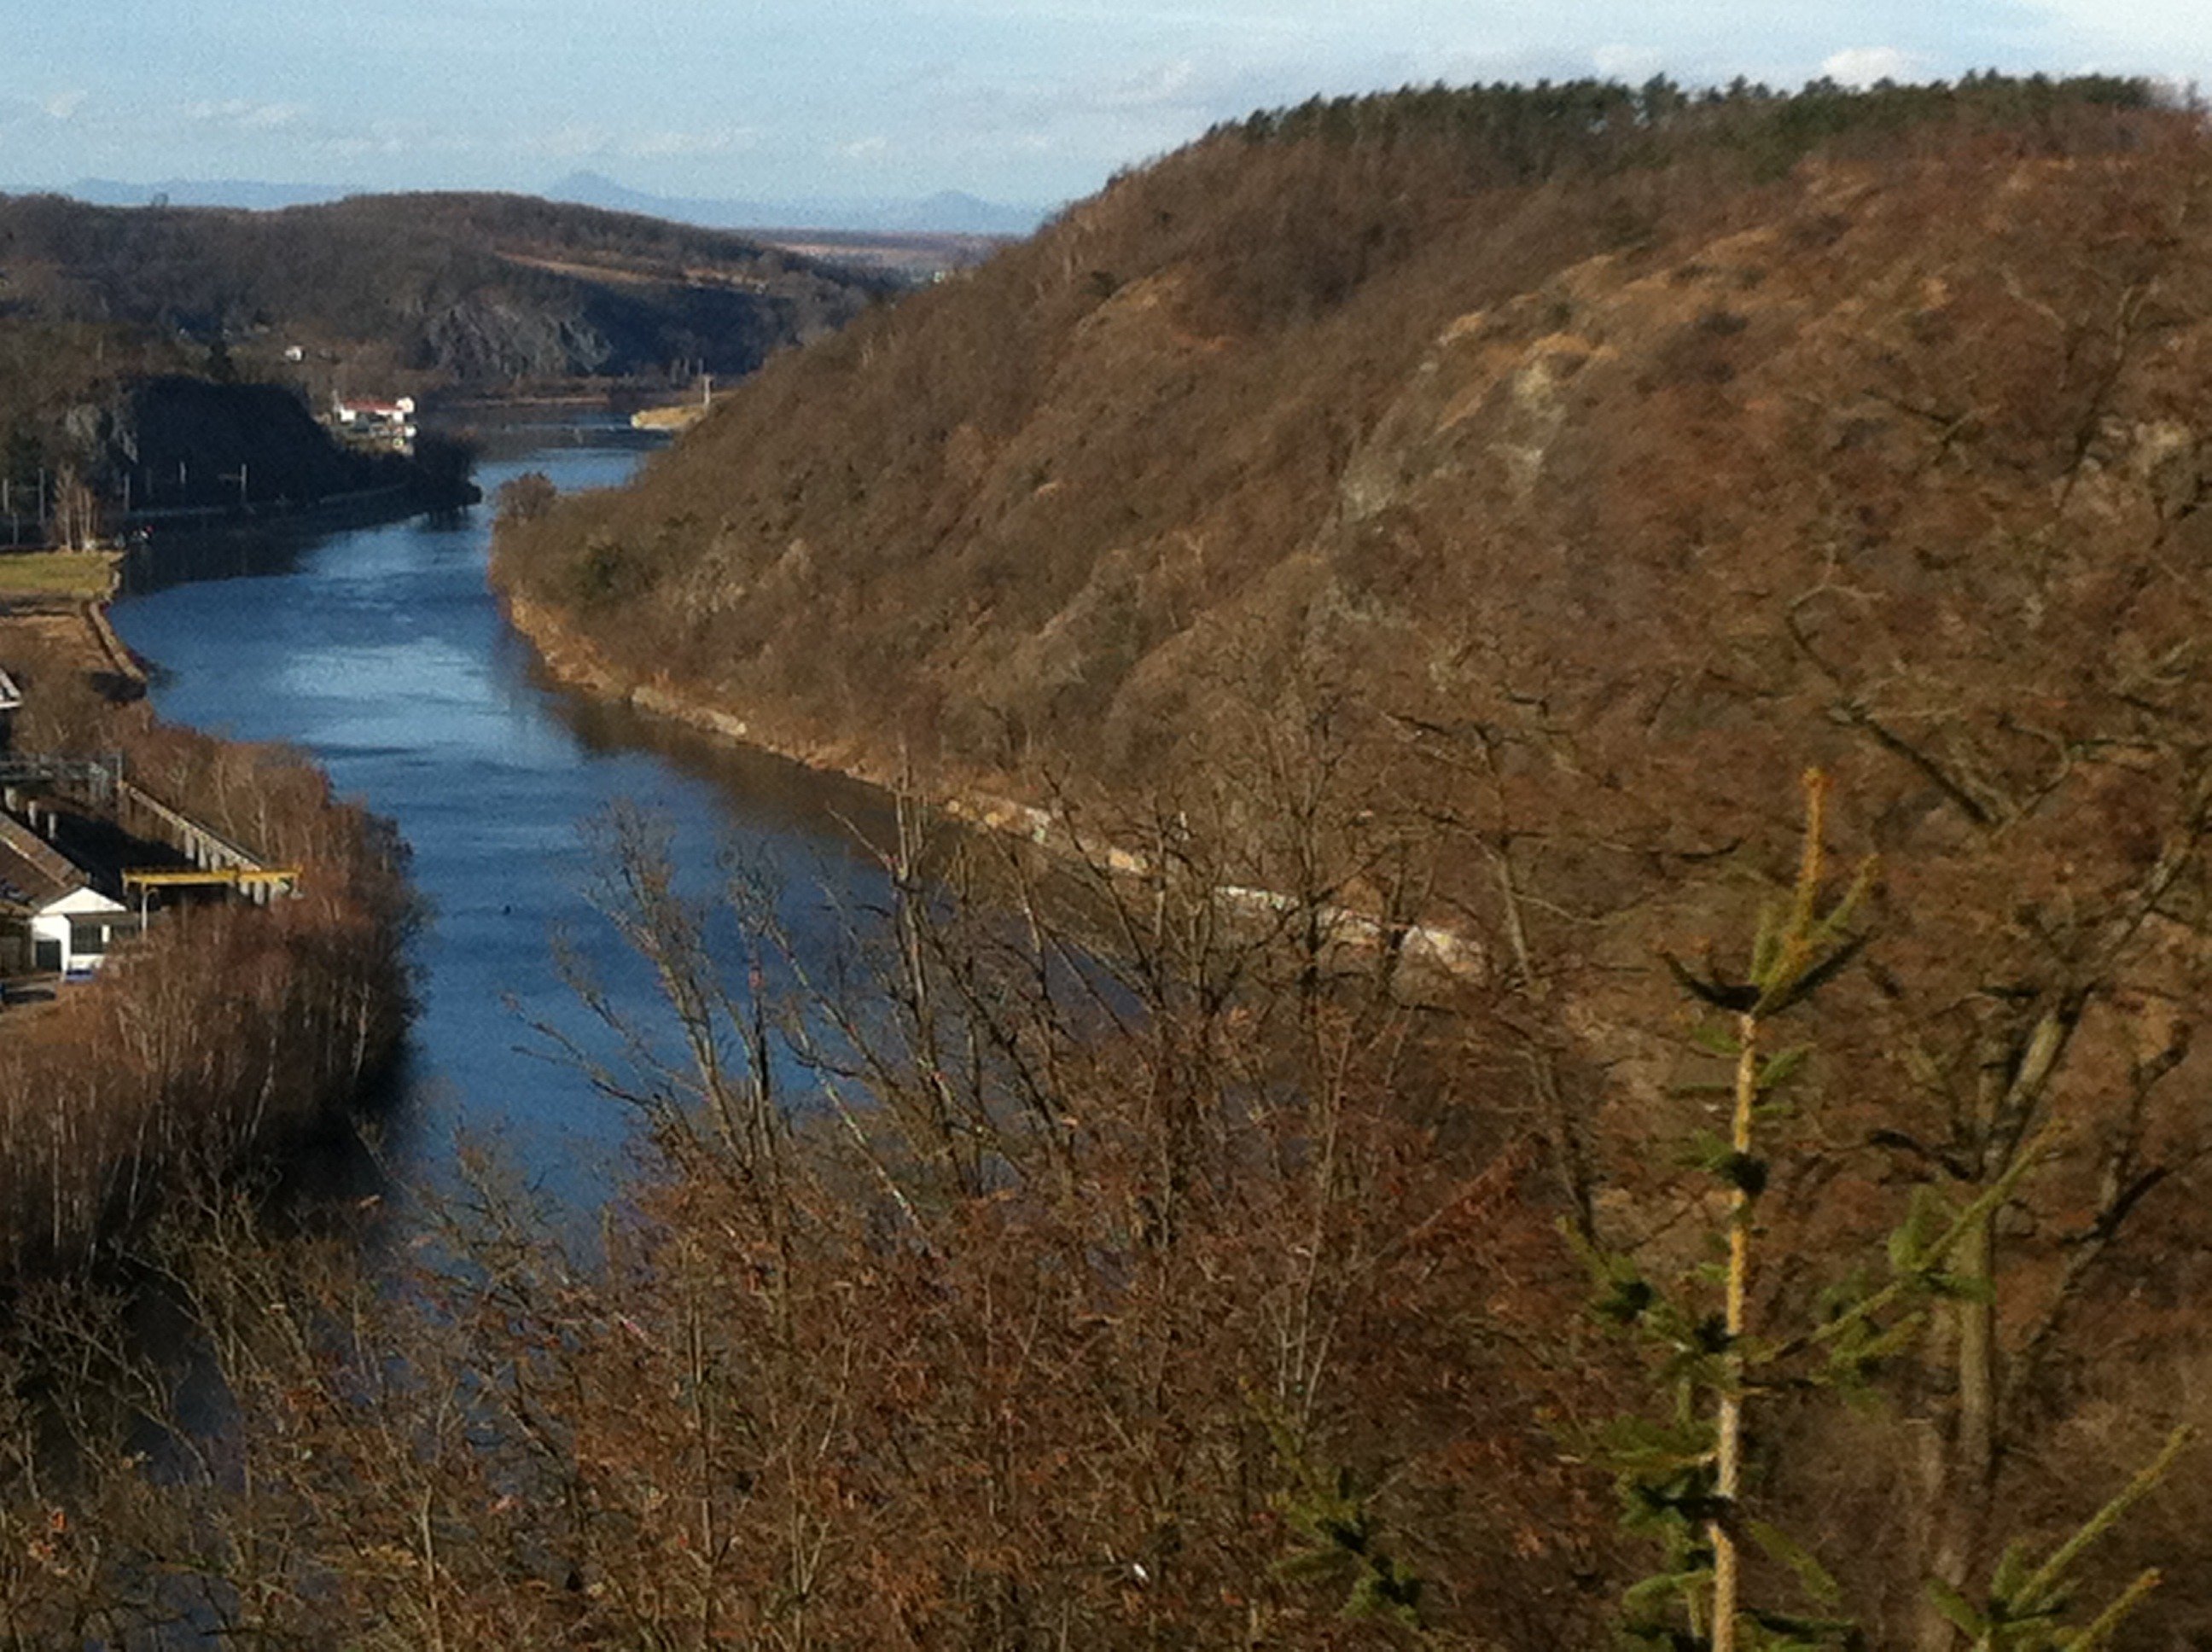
[0, 811, 127, 976]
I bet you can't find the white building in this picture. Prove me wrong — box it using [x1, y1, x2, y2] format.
[0, 811, 128, 976]
[333, 396, 419, 450]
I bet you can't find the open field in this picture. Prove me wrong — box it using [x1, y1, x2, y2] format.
[0, 551, 117, 601]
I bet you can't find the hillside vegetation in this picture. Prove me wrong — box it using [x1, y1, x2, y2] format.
[0, 190, 890, 395]
[0, 613, 414, 1271]
[493, 73, 2177, 811]
[480, 74, 2212, 1643]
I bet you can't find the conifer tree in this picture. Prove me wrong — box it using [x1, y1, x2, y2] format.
[1580, 771, 2190, 1649]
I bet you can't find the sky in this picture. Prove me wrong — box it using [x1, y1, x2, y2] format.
[2, 0, 2206, 213]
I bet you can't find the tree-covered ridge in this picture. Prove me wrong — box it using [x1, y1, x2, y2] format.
[492, 72, 2192, 802]
[490, 76, 2212, 1639]
[0, 189, 892, 389]
[1226, 70, 2157, 176]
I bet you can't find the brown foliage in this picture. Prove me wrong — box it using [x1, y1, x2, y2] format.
[489, 79, 2192, 814]
[0, 617, 413, 1271]
[0, 751, 2202, 1643]
[0, 801, 1626, 1647]
[489, 80, 2212, 1642]
[0, 189, 889, 395]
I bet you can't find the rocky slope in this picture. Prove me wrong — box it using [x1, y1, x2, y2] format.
[0, 190, 891, 393]
[492, 77, 2212, 1636]
[492, 78, 2203, 846]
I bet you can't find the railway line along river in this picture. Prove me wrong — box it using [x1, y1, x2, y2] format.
[110, 414, 898, 1213]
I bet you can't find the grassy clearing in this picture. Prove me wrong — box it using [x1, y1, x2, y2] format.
[0, 551, 116, 600]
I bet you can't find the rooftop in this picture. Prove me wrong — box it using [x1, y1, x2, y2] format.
[0, 811, 93, 912]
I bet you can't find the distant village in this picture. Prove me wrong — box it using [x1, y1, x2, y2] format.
[0, 370, 410, 993]
[0, 375, 427, 560]
[328, 391, 419, 455]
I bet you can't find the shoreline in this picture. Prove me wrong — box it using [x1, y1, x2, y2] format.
[498, 587, 910, 796]
[494, 585, 1485, 980]
[0, 591, 416, 1271]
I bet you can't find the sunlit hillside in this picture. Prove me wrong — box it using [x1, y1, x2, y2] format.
[485, 77, 2212, 1640]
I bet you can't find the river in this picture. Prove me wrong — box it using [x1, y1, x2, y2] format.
[110, 415, 899, 1213]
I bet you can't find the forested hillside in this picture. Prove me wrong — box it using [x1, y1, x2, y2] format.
[0, 190, 889, 394]
[480, 74, 2212, 1643]
[493, 73, 2174, 815]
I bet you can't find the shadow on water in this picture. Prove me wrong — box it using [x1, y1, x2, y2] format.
[544, 679, 903, 856]
[118, 497, 481, 597]
[117, 521, 319, 594]
[107, 415, 916, 1230]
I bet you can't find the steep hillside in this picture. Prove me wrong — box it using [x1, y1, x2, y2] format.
[494, 74, 2189, 825]
[493, 80, 2212, 1636]
[0, 190, 891, 393]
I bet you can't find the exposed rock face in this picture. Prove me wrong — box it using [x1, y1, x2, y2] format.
[0, 189, 892, 392]
[419, 295, 614, 381]
[494, 110, 2212, 855]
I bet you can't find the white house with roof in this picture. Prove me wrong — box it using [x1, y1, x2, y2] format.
[0, 810, 127, 976]
[332, 395, 419, 452]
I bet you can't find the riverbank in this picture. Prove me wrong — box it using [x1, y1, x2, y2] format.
[121, 474, 475, 534]
[494, 584, 1486, 980]
[500, 580, 1060, 851]
[497, 585, 913, 800]
[0, 591, 415, 1271]
[108, 422, 910, 1219]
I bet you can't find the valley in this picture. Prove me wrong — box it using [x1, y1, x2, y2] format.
[0, 71, 2206, 1650]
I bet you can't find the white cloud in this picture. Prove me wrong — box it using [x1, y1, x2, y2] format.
[321, 131, 412, 160]
[184, 98, 308, 131]
[1088, 59, 1201, 113]
[42, 90, 87, 121]
[1820, 46, 1921, 87]
[515, 122, 617, 159]
[836, 135, 889, 160]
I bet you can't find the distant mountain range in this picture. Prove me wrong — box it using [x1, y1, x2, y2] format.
[4, 174, 1052, 236]
[541, 172, 1050, 237]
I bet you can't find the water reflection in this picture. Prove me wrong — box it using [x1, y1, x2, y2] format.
[110, 415, 899, 1219]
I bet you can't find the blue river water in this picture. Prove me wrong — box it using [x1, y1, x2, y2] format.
[109, 416, 899, 1213]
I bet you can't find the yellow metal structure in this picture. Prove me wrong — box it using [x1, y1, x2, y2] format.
[123, 867, 301, 891]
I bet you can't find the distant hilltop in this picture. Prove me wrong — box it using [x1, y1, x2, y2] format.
[542, 171, 1051, 238]
[0, 190, 892, 394]
[45, 177, 354, 212]
[6, 172, 1055, 239]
